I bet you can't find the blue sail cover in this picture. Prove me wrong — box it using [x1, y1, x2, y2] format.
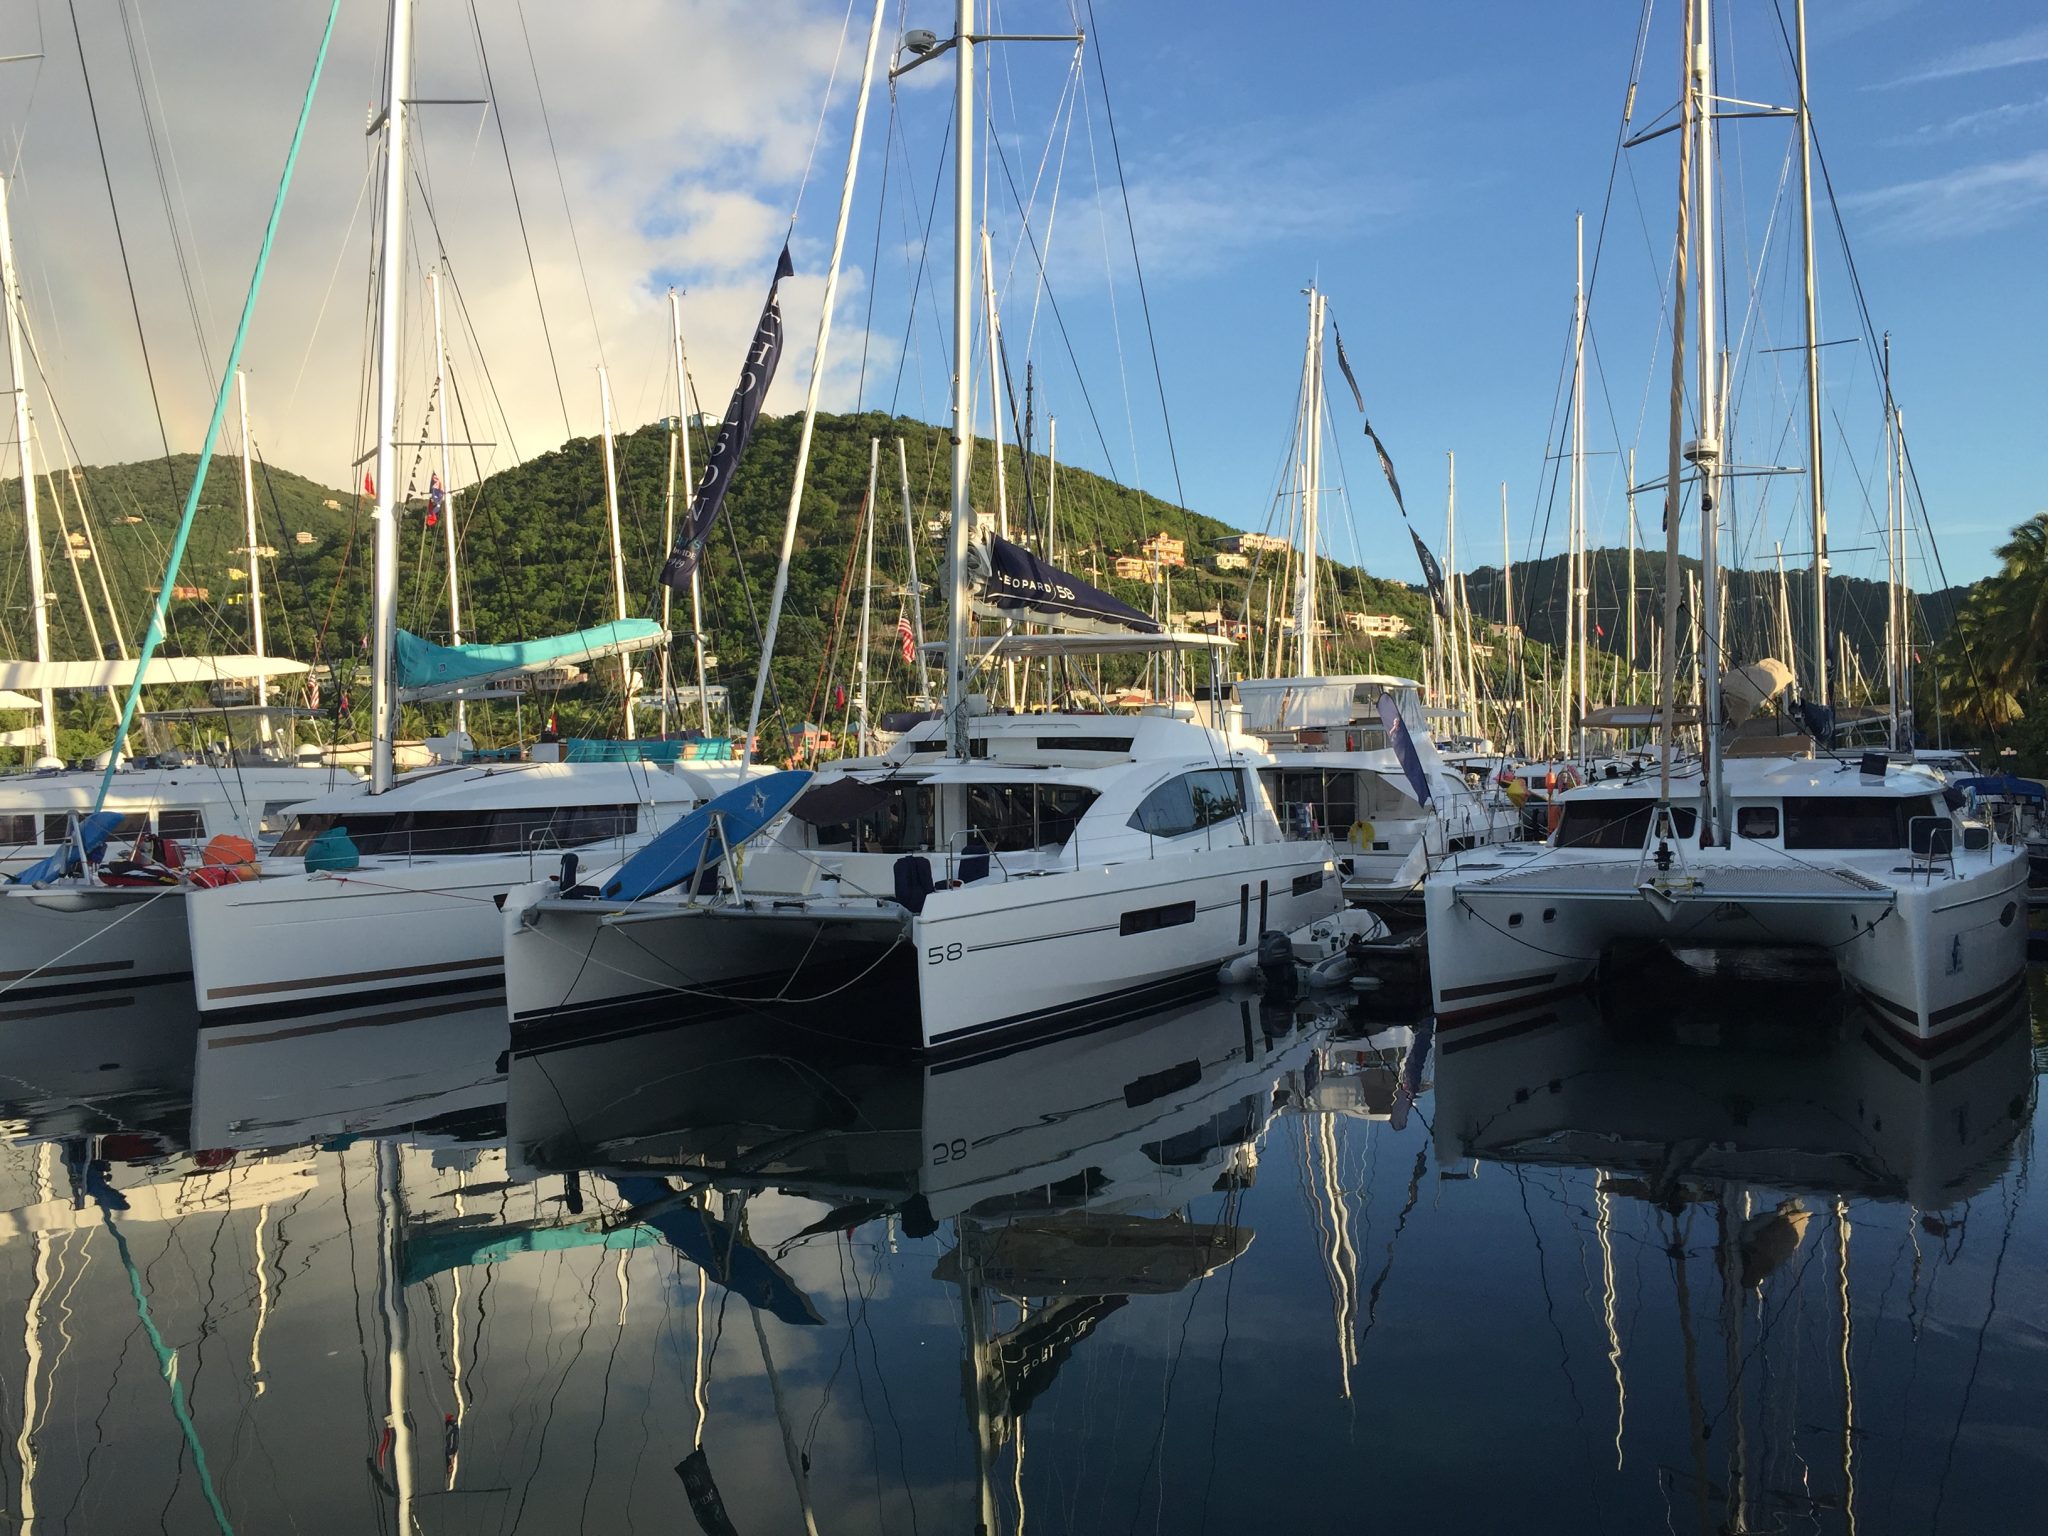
[395, 619, 664, 693]
[980, 537, 1161, 633]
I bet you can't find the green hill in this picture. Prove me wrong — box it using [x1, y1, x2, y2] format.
[6, 413, 1974, 762]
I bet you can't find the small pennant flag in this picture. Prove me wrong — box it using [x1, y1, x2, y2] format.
[363, 471, 375, 496]
[896, 609, 915, 663]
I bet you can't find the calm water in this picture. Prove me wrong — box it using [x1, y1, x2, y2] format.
[0, 970, 2041, 1534]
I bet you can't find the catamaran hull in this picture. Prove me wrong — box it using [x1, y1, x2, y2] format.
[505, 842, 1341, 1054]
[185, 856, 567, 1022]
[1425, 848, 2030, 1055]
[0, 885, 193, 1001]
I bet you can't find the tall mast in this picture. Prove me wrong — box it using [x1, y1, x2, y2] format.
[1501, 480, 1517, 749]
[1794, 0, 1828, 705]
[943, 0, 976, 758]
[1882, 332, 1897, 746]
[1445, 452, 1465, 727]
[1572, 211, 1589, 748]
[428, 269, 462, 734]
[1693, 0, 1726, 836]
[857, 437, 879, 753]
[0, 176, 57, 762]
[981, 229, 1018, 710]
[1654, 0, 1698, 804]
[1625, 448, 1637, 707]
[1297, 286, 1324, 678]
[668, 291, 710, 735]
[659, 298, 679, 738]
[597, 365, 635, 738]
[1896, 404, 1911, 743]
[236, 370, 270, 711]
[896, 437, 930, 702]
[368, 0, 413, 794]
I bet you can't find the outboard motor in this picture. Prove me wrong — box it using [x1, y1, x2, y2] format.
[1257, 928, 1297, 995]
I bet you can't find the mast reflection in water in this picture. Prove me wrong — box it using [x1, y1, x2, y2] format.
[0, 972, 2040, 1532]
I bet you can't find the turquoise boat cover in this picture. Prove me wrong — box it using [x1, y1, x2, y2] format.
[396, 619, 664, 692]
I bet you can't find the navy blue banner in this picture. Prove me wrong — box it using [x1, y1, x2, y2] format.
[1378, 692, 1433, 807]
[660, 245, 795, 591]
[982, 536, 1161, 633]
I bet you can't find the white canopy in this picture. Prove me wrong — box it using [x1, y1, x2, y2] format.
[0, 689, 40, 711]
[0, 654, 311, 691]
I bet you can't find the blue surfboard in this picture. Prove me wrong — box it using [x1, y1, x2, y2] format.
[599, 769, 812, 902]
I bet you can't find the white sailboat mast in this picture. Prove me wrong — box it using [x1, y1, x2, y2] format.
[234, 370, 270, 711]
[597, 365, 635, 738]
[428, 268, 463, 735]
[896, 436, 931, 703]
[368, 0, 413, 795]
[944, 0, 977, 758]
[1794, 0, 1828, 705]
[1297, 287, 1325, 678]
[1572, 211, 1589, 746]
[669, 290, 711, 735]
[0, 175, 58, 762]
[857, 436, 878, 753]
[1692, 0, 1727, 834]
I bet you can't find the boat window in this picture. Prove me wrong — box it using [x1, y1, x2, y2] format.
[44, 812, 150, 844]
[270, 804, 638, 858]
[1271, 769, 1359, 838]
[1554, 799, 1699, 850]
[1131, 769, 1246, 839]
[808, 782, 936, 854]
[1783, 795, 1939, 850]
[0, 813, 36, 844]
[961, 783, 1100, 853]
[1736, 805, 1780, 840]
[260, 801, 304, 835]
[159, 810, 208, 842]
[1038, 735, 1132, 754]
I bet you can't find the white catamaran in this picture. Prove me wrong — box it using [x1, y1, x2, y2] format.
[179, 0, 727, 1027]
[501, 2, 1339, 1054]
[1423, 0, 2029, 1056]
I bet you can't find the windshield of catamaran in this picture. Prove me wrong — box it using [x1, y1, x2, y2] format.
[1555, 799, 1700, 849]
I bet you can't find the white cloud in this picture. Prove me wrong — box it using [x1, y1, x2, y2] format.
[1878, 21, 2048, 86]
[1886, 93, 2048, 144]
[1846, 149, 2048, 239]
[0, 0, 885, 495]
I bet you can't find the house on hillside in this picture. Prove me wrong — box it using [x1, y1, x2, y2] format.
[1218, 532, 1287, 556]
[295, 531, 317, 545]
[1140, 531, 1185, 568]
[1112, 555, 1155, 581]
[1211, 551, 1249, 572]
[1343, 611, 1410, 638]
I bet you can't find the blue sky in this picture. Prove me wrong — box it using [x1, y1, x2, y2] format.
[3, 0, 2041, 594]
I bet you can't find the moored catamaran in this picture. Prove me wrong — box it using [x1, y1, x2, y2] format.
[1423, 0, 2029, 1053]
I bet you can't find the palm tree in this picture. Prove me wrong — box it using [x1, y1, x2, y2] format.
[1983, 512, 2048, 695]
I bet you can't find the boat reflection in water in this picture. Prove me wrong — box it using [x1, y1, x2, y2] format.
[1432, 980, 2036, 1535]
[503, 989, 1335, 1532]
[0, 968, 2038, 1532]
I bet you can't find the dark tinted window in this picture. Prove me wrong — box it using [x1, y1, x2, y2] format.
[1271, 769, 1359, 837]
[1783, 795, 1935, 850]
[1132, 770, 1247, 839]
[46, 812, 148, 843]
[0, 813, 36, 844]
[1735, 805, 1780, 840]
[1554, 799, 1699, 850]
[270, 804, 638, 858]
[960, 783, 1100, 853]
[159, 810, 208, 842]
[809, 783, 936, 854]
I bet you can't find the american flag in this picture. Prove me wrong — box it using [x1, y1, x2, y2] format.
[426, 472, 444, 529]
[896, 610, 915, 663]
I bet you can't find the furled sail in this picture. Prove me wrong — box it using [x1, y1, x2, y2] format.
[969, 537, 1162, 635]
[0, 655, 310, 691]
[396, 619, 664, 699]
